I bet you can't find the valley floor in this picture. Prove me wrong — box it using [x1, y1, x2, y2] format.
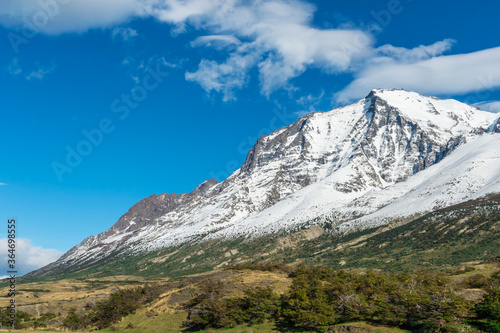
[1, 261, 498, 333]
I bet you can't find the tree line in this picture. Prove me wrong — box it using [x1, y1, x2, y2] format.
[183, 265, 500, 332]
[56, 264, 499, 332]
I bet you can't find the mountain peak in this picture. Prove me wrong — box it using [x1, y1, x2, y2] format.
[30, 90, 500, 278]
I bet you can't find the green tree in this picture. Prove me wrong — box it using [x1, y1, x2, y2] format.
[62, 308, 87, 331]
[476, 287, 500, 332]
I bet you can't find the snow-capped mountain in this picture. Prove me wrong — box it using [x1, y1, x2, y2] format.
[47, 89, 500, 271]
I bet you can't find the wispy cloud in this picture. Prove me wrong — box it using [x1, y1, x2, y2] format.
[186, 52, 258, 101]
[376, 39, 456, 63]
[179, 0, 373, 98]
[475, 101, 500, 113]
[126, 56, 184, 84]
[7, 58, 55, 81]
[25, 64, 56, 81]
[0, 0, 373, 99]
[0, 183, 7, 186]
[1, 0, 499, 103]
[112, 27, 139, 41]
[7, 57, 21, 76]
[0, 0, 150, 35]
[0, 238, 62, 276]
[190, 35, 241, 50]
[335, 46, 500, 103]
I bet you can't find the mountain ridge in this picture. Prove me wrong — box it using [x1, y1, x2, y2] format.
[30, 88, 500, 278]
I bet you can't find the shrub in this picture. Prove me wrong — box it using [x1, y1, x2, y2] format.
[476, 278, 500, 332]
[183, 280, 280, 330]
[63, 284, 163, 330]
[90, 284, 162, 329]
[183, 279, 230, 329]
[62, 308, 88, 331]
[463, 274, 489, 288]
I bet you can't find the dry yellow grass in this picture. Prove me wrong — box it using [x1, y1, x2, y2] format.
[0, 275, 167, 319]
[0, 268, 291, 331]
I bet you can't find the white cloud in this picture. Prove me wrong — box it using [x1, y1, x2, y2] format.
[112, 27, 139, 41]
[0, 183, 7, 186]
[186, 52, 258, 101]
[1, 1, 499, 103]
[0, 0, 373, 97]
[158, 56, 185, 69]
[0, 238, 62, 276]
[336, 46, 500, 103]
[149, 0, 222, 32]
[255, 26, 372, 96]
[0, 0, 149, 35]
[191, 35, 241, 50]
[376, 39, 455, 63]
[475, 101, 500, 113]
[180, 0, 373, 98]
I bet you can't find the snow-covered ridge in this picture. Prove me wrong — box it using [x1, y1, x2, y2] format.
[50, 89, 500, 268]
[373, 89, 497, 141]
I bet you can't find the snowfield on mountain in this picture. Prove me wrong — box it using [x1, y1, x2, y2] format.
[49, 89, 500, 270]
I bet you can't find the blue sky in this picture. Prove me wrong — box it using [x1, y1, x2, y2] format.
[1, 0, 500, 274]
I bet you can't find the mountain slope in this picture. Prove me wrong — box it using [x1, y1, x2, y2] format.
[26, 192, 500, 279]
[29, 89, 500, 277]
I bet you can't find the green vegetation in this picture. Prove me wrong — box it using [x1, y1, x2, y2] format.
[227, 262, 292, 273]
[281, 266, 473, 332]
[0, 307, 55, 329]
[10, 262, 499, 332]
[10, 194, 500, 332]
[62, 284, 163, 330]
[183, 266, 495, 332]
[474, 270, 500, 332]
[17, 288, 50, 292]
[183, 279, 280, 329]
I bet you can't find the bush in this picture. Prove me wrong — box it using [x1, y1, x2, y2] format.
[183, 280, 280, 330]
[476, 278, 500, 332]
[63, 284, 163, 330]
[463, 274, 489, 288]
[280, 266, 337, 330]
[0, 307, 33, 329]
[222, 287, 280, 326]
[183, 279, 230, 329]
[62, 308, 88, 331]
[90, 284, 163, 329]
[280, 267, 473, 332]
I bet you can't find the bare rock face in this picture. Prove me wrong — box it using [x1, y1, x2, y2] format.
[241, 116, 310, 174]
[111, 178, 221, 233]
[492, 118, 500, 133]
[34, 89, 500, 275]
[113, 193, 181, 233]
[360, 93, 464, 182]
